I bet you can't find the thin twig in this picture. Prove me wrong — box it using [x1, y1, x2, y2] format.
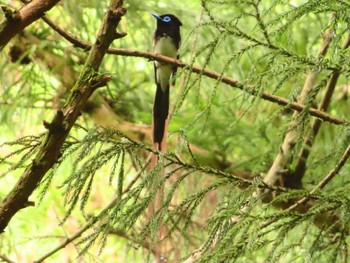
[286, 143, 350, 211]
[33, 224, 90, 263]
[109, 229, 156, 254]
[123, 153, 152, 194]
[256, 142, 350, 233]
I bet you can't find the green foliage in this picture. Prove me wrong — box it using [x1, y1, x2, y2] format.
[1, 0, 350, 262]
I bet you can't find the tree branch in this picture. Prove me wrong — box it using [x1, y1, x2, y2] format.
[0, 0, 126, 233]
[0, 255, 15, 263]
[258, 142, 350, 234]
[291, 33, 350, 187]
[41, 15, 347, 126]
[263, 14, 337, 188]
[0, 0, 60, 51]
[287, 142, 350, 211]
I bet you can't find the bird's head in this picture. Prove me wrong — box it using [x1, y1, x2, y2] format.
[152, 14, 182, 27]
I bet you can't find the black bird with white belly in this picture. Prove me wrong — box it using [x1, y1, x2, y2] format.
[152, 13, 182, 151]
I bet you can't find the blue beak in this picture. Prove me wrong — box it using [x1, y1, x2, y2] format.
[152, 13, 163, 21]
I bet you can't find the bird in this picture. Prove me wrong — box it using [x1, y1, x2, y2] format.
[152, 13, 182, 152]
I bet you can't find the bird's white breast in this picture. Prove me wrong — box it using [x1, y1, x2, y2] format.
[153, 36, 178, 59]
[153, 36, 177, 92]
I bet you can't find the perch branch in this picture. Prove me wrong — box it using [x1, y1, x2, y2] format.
[41, 15, 347, 126]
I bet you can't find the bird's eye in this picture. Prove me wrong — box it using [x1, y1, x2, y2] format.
[163, 16, 171, 22]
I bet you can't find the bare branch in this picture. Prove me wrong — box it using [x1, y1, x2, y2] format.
[0, 0, 61, 51]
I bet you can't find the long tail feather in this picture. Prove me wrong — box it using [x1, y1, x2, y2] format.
[152, 83, 169, 152]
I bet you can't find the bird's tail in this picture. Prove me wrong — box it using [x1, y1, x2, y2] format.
[152, 83, 169, 152]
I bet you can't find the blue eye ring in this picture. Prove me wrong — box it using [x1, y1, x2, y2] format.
[163, 16, 171, 22]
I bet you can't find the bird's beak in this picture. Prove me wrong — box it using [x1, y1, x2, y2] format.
[152, 13, 163, 21]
